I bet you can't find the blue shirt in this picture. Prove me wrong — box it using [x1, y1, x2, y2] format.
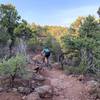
[43, 48, 50, 53]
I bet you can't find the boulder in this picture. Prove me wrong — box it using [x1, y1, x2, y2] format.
[35, 85, 53, 98]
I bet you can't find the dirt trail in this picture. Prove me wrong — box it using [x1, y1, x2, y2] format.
[0, 54, 96, 100]
[40, 67, 92, 100]
[30, 54, 93, 100]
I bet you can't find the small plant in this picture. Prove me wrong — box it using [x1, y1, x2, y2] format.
[64, 65, 87, 75]
[0, 54, 27, 87]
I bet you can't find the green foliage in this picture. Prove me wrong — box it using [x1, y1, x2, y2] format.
[79, 15, 99, 38]
[0, 27, 10, 44]
[61, 15, 100, 74]
[79, 15, 100, 70]
[14, 20, 32, 39]
[27, 36, 38, 51]
[43, 34, 52, 48]
[0, 4, 20, 37]
[0, 4, 21, 56]
[0, 54, 27, 78]
[62, 35, 81, 50]
[43, 34, 62, 61]
[51, 39, 62, 62]
[64, 66, 87, 75]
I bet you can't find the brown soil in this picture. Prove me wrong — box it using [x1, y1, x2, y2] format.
[0, 67, 95, 100]
[0, 92, 22, 100]
[40, 67, 93, 100]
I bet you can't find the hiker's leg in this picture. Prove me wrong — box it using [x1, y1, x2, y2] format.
[45, 57, 49, 67]
[44, 57, 47, 65]
[45, 57, 47, 64]
[47, 57, 49, 65]
[42, 56, 45, 63]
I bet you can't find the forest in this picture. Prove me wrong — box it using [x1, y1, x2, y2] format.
[0, 3, 100, 100]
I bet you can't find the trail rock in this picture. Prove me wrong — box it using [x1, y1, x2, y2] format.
[12, 88, 17, 92]
[86, 80, 100, 99]
[52, 63, 61, 69]
[0, 87, 4, 92]
[33, 74, 45, 81]
[87, 80, 99, 88]
[35, 85, 53, 98]
[18, 87, 32, 94]
[77, 75, 85, 82]
[25, 92, 40, 100]
[86, 80, 100, 92]
[31, 80, 36, 89]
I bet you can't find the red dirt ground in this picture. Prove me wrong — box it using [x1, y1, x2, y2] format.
[40, 67, 93, 100]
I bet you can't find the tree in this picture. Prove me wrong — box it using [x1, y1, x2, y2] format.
[79, 15, 99, 38]
[14, 19, 32, 39]
[0, 26, 10, 44]
[69, 16, 85, 37]
[78, 15, 100, 73]
[97, 7, 100, 17]
[0, 4, 21, 55]
[61, 15, 100, 74]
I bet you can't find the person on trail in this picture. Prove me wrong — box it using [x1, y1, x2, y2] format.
[41, 47, 51, 66]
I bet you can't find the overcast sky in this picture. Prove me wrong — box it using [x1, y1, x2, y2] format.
[0, 0, 100, 26]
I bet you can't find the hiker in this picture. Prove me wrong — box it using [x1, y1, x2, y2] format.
[41, 47, 51, 66]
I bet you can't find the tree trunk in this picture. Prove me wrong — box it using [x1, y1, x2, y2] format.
[9, 74, 15, 88]
[80, 48, 87, 64]
[9, 38, 15, 58]
[86, 48, 94, 68]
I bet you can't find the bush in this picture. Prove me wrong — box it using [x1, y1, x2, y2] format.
[0, 54, 27, 87]
[64, 65, 87, 75]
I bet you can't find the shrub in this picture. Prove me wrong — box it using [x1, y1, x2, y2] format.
[0, 54, 27, 87]
[64, 65, 87, 75]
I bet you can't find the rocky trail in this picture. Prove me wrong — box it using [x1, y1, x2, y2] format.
[28, 54, 99, 100]
[0, 54, 99, 100]
[39, 67, 92, 100]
